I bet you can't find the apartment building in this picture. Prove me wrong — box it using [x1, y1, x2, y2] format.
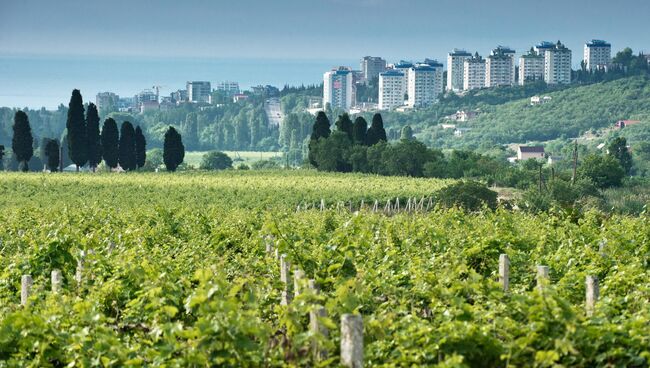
[378, 70, 405, 110]
[323, 67, 354, 110]
[544, 41, 572, 84]
[463, 53, 486, 91]
[447, 49, 472, 92]
[407, 65, 437, 107]
[486, 46, 516, 87]
[519, 48, 545, 85]
[584, 40, 611, 71]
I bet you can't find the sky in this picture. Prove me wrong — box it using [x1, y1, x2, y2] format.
[1, 0, 649, 62]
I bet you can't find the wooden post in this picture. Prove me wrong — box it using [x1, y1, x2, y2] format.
[294, 268, 305, 297]
[384, 200, 391, 214]
[341, 314, 363, 368]
[395, 198, 400, 212]
[320, 199, 325, 211]
[499, 254, 510, 292]
[426, 197, 433, 211]
[308, 279, 329, 361]
[280, 254, 292, 305]
[21, 275, 32, 306]
[75, 251, 85, 286]
[586, 275, 599, 316]
[51, 269, 62, 293]
[265, 235, 274, 254]
[536, 265, 550, 290]
[373, 200, 378, 213]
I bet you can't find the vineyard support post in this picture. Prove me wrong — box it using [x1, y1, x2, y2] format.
[586, 275, 599, 316]
[341, 314, 363, 368]
[280, 254, 292, 305]
[308, 279, 329, 361]
[51, 269, 62, 293]
[294, 268, 305, 297]
[536, 265, 550, 290]
[499, 254, 510, 292]
[75, 251, 85, 287]
[21, 275, 32, 306]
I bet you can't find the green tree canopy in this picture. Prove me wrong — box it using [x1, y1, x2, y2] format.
[118, 121, 137, 171]
[335, 113, 354, 141]
[101, 118, 119, 169]
[86, 102, 102, 170]
[400, 125, 414, 141]
[12, 111, 34, 172]
[135, 126, 147, 169]
[310, 111, 331, 140]
[578, 154, 625, 188]
[608, 137, 632, 174]
[436, 181, 498, 211]
[45, 139, 60, 172]
[163, 126, 185, 172]
[352, 116, 368, 145]
[200, 151, 233, 170]
[66, 89, 87, 170]
[366, 113, 387, 146]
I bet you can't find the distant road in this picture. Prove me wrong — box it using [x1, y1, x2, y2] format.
[265, 98, 284, 127]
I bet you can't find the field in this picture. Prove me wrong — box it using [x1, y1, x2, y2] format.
[0, 172, 649, 367]
[183, 151, 283, 167]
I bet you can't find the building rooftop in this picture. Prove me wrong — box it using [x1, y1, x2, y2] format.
[394, 61, 414, 68]
[380, 70, 404, 76]
[449, 49, 472, 56]
[535, 41, 555, 49]
[423, 58, 444, 67]
[586, 39, 611, 47]
[518, 146, 545, 153]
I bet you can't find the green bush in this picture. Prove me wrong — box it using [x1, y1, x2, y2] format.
[436, 181, 498, 211]
[200, 151, 233, 171]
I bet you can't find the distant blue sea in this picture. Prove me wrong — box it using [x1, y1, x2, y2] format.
[0, 55, 357, 109]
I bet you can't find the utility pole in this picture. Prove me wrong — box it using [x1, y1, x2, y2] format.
[571, 140, 578, 184]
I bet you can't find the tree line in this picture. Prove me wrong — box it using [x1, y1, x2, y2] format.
[6, 89, 186, 172]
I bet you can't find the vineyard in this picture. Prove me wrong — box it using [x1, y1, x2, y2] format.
[0, 172, 649, 367]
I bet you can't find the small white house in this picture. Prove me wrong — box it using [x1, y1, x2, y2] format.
[517, 146, 545, 160]
[530, 96, 552, 106]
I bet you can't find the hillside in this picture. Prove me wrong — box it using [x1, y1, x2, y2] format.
[443, 75, 650, 148]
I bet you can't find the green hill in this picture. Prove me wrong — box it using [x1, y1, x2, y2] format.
[448, 75, 650, 148]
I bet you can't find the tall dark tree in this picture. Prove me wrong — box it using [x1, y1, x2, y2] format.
[12, 111, 34, 172]
[163, 126, 185, 172]
[45, 139, 60, 172]
[366, 113, 387, 146]
[310, 111, 331, 140]
[352, 117, 367, 145]
[40, 137, 52, 171]
[100, 118, 119, 169]
[66, 89, 87, 170]
[86, 102, 102, 171]
[0, 145, 5, 171]
[335, 113, 354, 141]
[608, 137, 633, 174]
[135, 126, 147, 169]
[118, 121, 137, 171]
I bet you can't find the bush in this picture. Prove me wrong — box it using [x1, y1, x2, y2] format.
[251, 160, 281, 170]
[436, 181, 498, 211]
[578, 154, 625, 188]
[200, 151, 233, 171]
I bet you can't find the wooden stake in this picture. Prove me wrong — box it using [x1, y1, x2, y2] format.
[341, 314, 363, 368]
[308, 279, 329, 361]
[51, 269, 62, 293]
[499, 254, 510, 292]
[280, 254, 292, 305]
[586, 275, 599, 316]
[536, 265, 550, 290]
[294, 268, 305, 297]
[21, 275, 32, 306]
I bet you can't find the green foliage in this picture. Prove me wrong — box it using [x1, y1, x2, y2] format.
[400, 125, 414, 141]
[608, 137, 633, 174]
[352, 116, 367, 145]
[436, 180, 498, 210]
[100, 118, 119, 169]
[366, 113, 387, 145]
[163, 127, 185, 172]
[11, 111, 34, 172]
[335, 113, 354, 141]
[66, 89, 87, 169]
[578, 154, 626, 188]
[134, 126, 146, 169]
[86, 103, 102, 169]
[118, 121, 137, 171]
[45, 139, 60, 172]
[200, 151, 233, 171]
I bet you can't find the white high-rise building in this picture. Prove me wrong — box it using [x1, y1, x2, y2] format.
[584, 40, 611, 71]
[392, 61, 414, 90]
[407, 65, 437, 108]
[463, 53, 486, 91]
[323, 67, 354, 110]
[360, 56, 387, 82]
[378, 70, 405, 110]
[534, 41, 556, 56]
[519, 48, 545, 85]
[486, 46, 516, 87]
[447, 49, 472, 92]
[423, 59, 445, 97]
[544, 41, 572, 84]
[187, 81, 212, 103]
[216, 81, 240, 97]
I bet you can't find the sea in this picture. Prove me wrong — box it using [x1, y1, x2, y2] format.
[0, 55, 357, 110]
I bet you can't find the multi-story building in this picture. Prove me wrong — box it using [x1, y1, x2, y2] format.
[463, 53, 486, 91]
[392, 60, 414, 89]
[534, 41, 556, 56]
[187, 81, 212, 103]
[134, 89, 158, 106]
[407, 65, 437, 108]
[170, 89, 188, 104]
[584, 40, 611, 71]
[95, 92, 119, 113]
[216, 81, 240, 97]
[447, 49, 472, 92]
[423, 59, 445, 97]
[323, 67, 354, 110]
[360, 56, 387, 83]
[519, 48, 545, 85]
[486, 46, 516, 87]
[378, 70, 405, 110]
[544, 41, 572, 84]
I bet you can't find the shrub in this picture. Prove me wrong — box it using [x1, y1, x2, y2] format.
[200, 151, 233, 171]
[436, 181, 498, 211]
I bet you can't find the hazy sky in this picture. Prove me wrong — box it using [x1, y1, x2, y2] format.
[1, 0, 649, 62]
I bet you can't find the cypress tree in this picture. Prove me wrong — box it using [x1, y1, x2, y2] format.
[352, 116, 367, 145]
[118, 121, 137, 171]
[366, 113, 387, 146]
[335, 113, 354, 141]
[135, 126, 147, 169]
[45, 139, 60, 172]
[0, 145, 5, 171]
[86, 102, 102, 171]
[66, 89, 87, 170]
[608, 137, 633, 174]
[100, 118, 119, 169]
[310, 111, 331, 140]
[12, 111, 34, 172]
[163, 126, 185, 172]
